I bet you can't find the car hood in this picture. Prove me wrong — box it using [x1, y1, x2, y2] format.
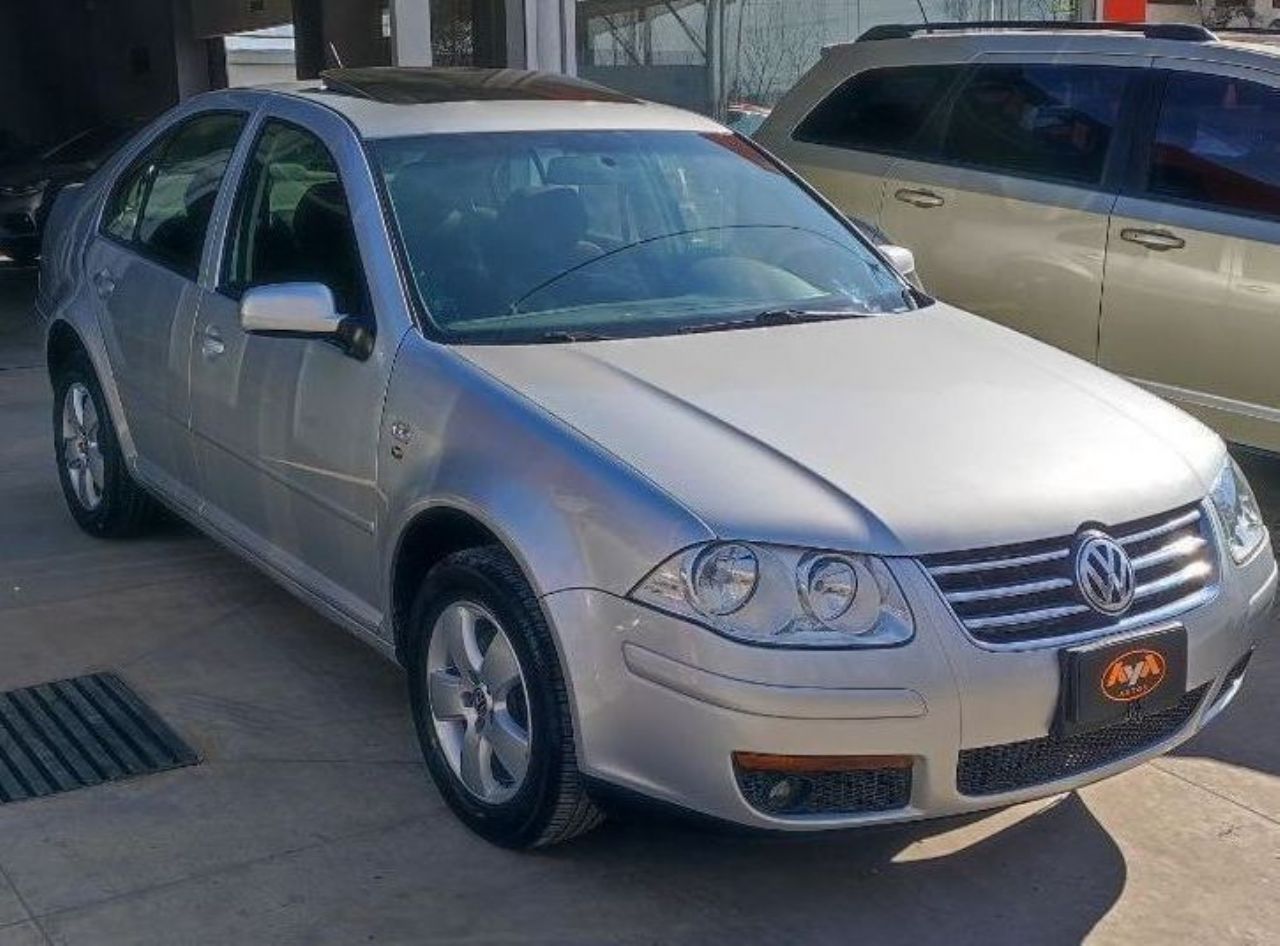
[456, 304, 1225, 555]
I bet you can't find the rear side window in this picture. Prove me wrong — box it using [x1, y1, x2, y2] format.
[793, 65, 962, 156]
[942, 64, 1128, 186]
[135, 113, 246, 277]
[103, 157, 152, 242]
[1146, 72, 1280, 218]
[223, 120, 368, 316]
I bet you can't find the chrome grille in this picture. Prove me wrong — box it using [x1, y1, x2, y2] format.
[922, 504, 1217, 645]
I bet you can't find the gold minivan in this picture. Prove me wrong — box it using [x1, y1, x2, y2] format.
[757, 22, 1280, 454]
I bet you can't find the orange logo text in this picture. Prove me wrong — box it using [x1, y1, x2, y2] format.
[1100, 649, 1167, 702]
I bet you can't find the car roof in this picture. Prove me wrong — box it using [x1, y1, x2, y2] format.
[264, 67, 726, 139]
[821, 22, 1280, 68]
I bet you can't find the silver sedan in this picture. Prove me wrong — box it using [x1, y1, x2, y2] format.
[38, 68, 1276, 847]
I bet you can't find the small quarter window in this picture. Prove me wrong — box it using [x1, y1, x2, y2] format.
[793, 65, 963, 156]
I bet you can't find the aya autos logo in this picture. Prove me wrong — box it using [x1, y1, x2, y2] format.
[1100, 648, 1167, 702]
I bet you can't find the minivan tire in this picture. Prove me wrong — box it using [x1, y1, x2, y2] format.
[52, 352, 160, 538]
[406, 546, 604, 848]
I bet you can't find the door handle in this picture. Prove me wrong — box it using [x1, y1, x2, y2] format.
[894, 188, 945, 209]
[92, 269, 116, 299]
[200, 326, 226, 359]
[1120, 228, 1186, 252]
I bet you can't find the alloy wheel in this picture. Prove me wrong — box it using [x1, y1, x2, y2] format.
[61, 382, 104, 511]
[425, 600, 532, 804]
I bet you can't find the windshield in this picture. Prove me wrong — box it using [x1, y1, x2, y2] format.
[374, 130, 918, 342]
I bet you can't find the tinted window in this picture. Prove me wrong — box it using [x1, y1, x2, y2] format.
[794, 66, 961, 155]
[134, 113, 245, 276]
[224, 121, 367, 316]
[1147, 72, 1280, 217]
[942, 64, 1127, 185]
[374, 130, 916, 343]
[103, 156, 153, 243]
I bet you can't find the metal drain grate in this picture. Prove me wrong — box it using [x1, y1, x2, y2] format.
[0, 673, 198, 804]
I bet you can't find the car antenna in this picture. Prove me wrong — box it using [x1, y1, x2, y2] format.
[915, 0, 930, 24]
[329, 41, 345, 68]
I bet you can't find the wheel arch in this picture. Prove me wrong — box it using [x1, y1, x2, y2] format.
[390, 503, 534, 665]
[46, 318, 89, 377]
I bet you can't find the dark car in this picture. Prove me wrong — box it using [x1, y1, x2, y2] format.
[0, 123, 139, 264]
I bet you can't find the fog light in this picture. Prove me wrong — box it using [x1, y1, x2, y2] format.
[766, 775, 804, 811]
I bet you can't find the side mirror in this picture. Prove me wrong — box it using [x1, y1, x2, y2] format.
[878, 244, 916, 280]
[239, 282, 373, 359]
[240, 282, 343, 336]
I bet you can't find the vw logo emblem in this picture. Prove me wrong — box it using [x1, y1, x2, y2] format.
[1074, 531, 1136, 616]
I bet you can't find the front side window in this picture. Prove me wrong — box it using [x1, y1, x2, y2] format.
[375, 130, 916, 343]
[1146, 72, 1280, 218]
[133, 113, 245, 277]
[793, 65, 963, 156]
[942, 64, 1128, 186]
[224, 121, 367, 316]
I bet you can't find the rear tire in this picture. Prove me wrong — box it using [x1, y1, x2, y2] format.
[51, 352, 159, 538]
[406, 546, 604, 848]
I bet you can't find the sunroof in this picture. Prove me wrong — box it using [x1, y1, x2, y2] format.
[320, 67, 639, 105]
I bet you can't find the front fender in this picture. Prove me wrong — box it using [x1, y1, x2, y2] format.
[378, 334, 713, 603]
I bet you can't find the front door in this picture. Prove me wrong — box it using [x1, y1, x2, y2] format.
[86, 112, 246, 502]
[1099, 63, 1280, 454]
[879, 57, 1136, 360]
[189, 118, 388, 621]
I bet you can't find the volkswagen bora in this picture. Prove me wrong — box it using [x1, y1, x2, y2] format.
[39, 68, 1276, 847]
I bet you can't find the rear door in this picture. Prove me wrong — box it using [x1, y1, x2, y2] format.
[880, 55, 1141, 359]
[1099, 62, 1280, 453]
[86, 112, 246, 503]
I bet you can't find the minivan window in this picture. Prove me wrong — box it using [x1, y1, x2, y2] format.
[374, 130, 917, 343]
[224, 120, 368, 316]
[793, 65, 962, 156]
[134, 112, 245, 277]
[942, 64, 1128, 186]
[1147, 72, 1280, 218]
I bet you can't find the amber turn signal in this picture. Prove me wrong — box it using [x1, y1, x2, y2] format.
[733, 752, 913, 773]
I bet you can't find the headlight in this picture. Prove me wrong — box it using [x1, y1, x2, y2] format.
[631, 542, 914, 648]
[687, 543, 758, 615]
[1209, 458, 1267, 564]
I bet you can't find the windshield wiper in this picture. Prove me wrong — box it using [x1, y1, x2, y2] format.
[677, 307, 867, 335]
[537, 330, 614, 343]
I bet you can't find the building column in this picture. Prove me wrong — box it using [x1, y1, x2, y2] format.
[524, 0, 574, 72]
[392, 0, 433, 65]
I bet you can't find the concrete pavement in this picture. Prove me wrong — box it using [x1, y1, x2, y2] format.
[0, 259, 1277, 945]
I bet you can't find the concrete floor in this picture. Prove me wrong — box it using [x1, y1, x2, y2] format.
[0, 260, 1278, 946]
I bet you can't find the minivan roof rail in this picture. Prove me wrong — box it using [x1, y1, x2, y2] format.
[857, 21, 1217, 43]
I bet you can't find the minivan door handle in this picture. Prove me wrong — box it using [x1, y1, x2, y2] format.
[92, 269, 116, 299]
[1120, 228, 1186, 252]
[894, 188, 945, 209]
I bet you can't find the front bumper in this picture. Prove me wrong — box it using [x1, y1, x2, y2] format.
[542, 543, 1276, 831]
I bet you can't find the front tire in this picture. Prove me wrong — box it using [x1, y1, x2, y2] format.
[52, 353, 159, 538]
[406, 547, 604, 848]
